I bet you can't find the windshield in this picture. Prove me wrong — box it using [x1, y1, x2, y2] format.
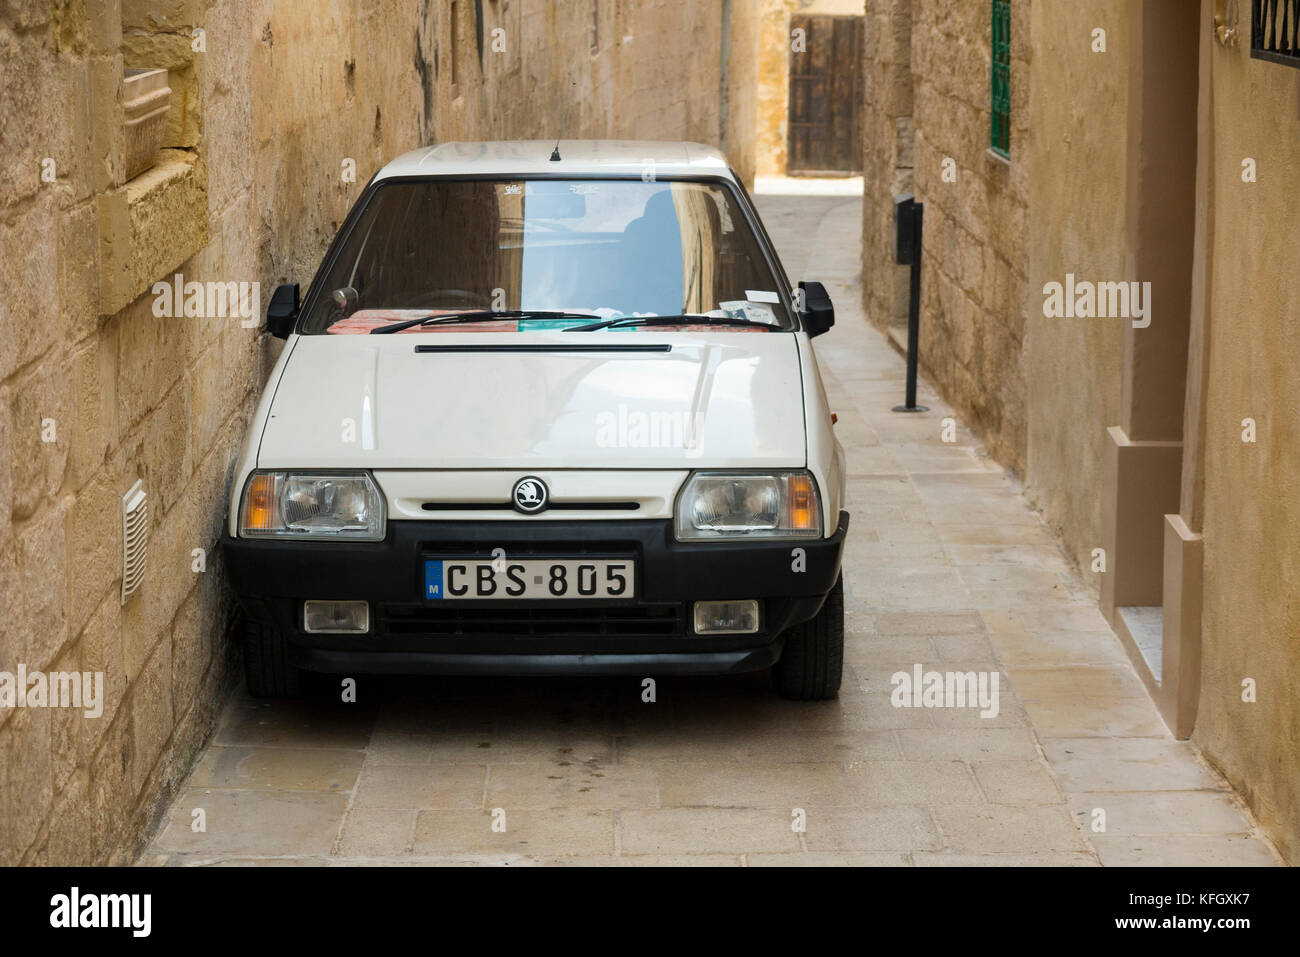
[299, 178, 793, 334]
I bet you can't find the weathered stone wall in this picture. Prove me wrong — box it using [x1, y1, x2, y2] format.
[0, 0, 762, 865]
[859, 0, 911, 332]
[861, 0, 1124, 559]
[1022, 0, 1128, 587]
[860, 0, 1029, 474]
[723, 0, 762, 185]
[870, 0, 1299, 861]
[755, 0, 790, 177]
[428, 0, 756, 182]
[1193, 33, 1300, 863]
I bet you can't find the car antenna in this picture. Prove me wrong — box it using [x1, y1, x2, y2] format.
[550, 81, 577, 162]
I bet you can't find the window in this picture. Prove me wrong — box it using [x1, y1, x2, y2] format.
[1251, 0, 1300, 66]
[990, 0, 1011, 158]
[299, 179, 794, 334]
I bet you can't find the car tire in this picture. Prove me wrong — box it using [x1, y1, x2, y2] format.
[242, 616, 303, 698]
[772, 575, 844, 700]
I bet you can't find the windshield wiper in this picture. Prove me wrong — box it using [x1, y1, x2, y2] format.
[563, 314, 778, 332]
[369, 310, 596, 334]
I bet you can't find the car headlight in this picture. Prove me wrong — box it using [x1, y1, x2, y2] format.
[675, 471, 821, 541]
[239, 471, 385, 541]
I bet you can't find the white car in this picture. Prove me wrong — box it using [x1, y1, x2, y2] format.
[223, 140, 849, 700]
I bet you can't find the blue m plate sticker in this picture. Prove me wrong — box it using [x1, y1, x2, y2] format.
[424, 560, 443, 599]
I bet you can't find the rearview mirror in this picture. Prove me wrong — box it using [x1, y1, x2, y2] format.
[799, 280, 834, 338]
[267, 283, 299, 339]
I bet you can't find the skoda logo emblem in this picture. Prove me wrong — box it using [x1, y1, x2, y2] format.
[512, 476, 549, 514]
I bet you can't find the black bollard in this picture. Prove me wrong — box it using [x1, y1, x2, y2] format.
[892, 193, 928, 413]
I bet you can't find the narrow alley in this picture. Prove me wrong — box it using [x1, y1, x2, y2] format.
[141, 182, 1278, 867]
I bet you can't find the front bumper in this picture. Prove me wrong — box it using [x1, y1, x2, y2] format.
[221, 511, 849, 676]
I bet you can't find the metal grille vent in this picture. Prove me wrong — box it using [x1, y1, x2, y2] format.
[1252, 0, 1300, 66]
[121, 480, 148, 603]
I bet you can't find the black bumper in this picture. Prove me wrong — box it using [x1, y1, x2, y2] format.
[221, 511, 849, 676]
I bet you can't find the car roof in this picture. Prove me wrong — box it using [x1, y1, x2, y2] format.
[373, 140, 735, 181]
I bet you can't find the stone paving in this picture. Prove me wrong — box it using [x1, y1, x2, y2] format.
[141, 181, 1279, 866]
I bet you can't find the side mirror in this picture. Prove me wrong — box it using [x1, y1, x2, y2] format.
[267, 283, 300, 339]
[799, 280, 834, 338]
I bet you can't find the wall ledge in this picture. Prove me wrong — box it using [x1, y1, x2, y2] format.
[97, 149, 208, 317]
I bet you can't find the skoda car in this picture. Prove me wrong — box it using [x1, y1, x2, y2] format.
[223, 140, 849, 700]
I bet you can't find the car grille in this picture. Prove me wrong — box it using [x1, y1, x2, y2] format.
[378, 602, 685, 638]
[417, 540, 643, 558]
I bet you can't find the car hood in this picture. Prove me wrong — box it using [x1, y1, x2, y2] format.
[257, 332, 808, 469]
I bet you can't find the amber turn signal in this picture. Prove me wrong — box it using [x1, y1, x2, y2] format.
[786, 473, 816, 531]
[241, 473, 277, 531]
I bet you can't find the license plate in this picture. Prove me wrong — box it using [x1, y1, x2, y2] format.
[424, 558, 635, 600]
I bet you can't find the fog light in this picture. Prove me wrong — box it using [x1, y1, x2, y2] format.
[693, 600, 760, 635]
[303, 600, 369, 634]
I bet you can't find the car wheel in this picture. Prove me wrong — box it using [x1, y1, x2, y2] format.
[772, 575, 844, 700]
[242, 615, 303, 698]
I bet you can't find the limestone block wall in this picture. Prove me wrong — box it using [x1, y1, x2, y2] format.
[427, 0, 756, 183]
[0, 0, 762, 865]
[3, 0, 238, 866]
[859, 0, 1030, 475]
[859, 0, 912, 333]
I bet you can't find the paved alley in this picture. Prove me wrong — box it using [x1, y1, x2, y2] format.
[142, 182, 1279, 867]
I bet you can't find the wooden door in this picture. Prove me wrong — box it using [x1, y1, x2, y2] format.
[787, 14, 864, 175]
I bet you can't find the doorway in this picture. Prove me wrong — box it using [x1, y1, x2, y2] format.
[1101, 0, 1202, 738]
[787, 14, 864, 175]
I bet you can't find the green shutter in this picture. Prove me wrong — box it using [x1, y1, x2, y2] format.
[991, 0, 1011, 158]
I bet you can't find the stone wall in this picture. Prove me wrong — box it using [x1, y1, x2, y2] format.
[1192, 27, 1300, 862]
[0, 0, 761, 865]
[429, 0, 756, 182]
[859, 0, 1029, 474]
[755, 0, 791, 178]
[865, 0, 1299, 861]
[1022, 0, 1128, 588]
[859, 0, 911, 332]
[1022, 0, 1300, 860]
